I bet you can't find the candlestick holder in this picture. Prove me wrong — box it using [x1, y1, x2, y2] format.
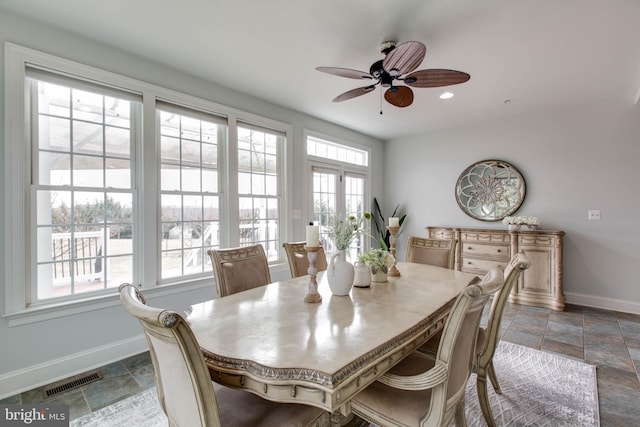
[387, 225, 401, 277]
[303, 246, 322, 303]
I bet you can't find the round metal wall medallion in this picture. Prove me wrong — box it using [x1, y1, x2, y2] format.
[455, 159, 526, 221]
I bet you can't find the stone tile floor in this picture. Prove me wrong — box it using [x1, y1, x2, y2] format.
[2, 302, 640, 426]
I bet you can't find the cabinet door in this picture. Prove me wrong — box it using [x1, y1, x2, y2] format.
[512, 234, 565, 310]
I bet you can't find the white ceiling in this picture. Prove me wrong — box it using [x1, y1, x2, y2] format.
[2, 0, 639, 140]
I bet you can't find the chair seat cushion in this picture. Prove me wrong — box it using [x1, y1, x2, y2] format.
[214, 383, 328, 427]
[351, 351, 435, 427]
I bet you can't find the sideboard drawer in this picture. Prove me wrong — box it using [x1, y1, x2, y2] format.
[461, 257, 506, 274]
[462, 243, 509, 260]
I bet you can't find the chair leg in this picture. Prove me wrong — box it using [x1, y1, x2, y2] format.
[454, 399, 468, 427]
[487, 360, 502, 395]
[476, 374, 497, 427]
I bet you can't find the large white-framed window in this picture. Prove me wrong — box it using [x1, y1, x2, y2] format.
[306, 133, 370, 261]
[4, 43, 291, 321]
[237, 122, 284, 262]
[157, 101, 226, 280]
[28, 68, 141, 304]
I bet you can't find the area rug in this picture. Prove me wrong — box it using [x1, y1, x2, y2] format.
[463, 341, 599, 427]
[71, 342, 599, 426]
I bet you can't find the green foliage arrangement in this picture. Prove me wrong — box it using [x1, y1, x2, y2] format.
[358, 248, 395, 274]
[372, 197, 406, 250]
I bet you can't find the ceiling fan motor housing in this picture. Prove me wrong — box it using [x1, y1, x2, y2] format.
[379, 40, 396, 55]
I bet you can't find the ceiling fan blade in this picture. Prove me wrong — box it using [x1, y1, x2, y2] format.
[404, 69, 471, 88]
[384, 86, 414, 108]
[332, 85, 376, 102]
[382, 41, 426, 76]
[316, 67, 373, 80]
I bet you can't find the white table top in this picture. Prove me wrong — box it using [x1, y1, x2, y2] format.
[187, 262, 478, 413]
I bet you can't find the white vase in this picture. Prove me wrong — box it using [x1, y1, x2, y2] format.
[327, 250, 354, 296]
[371, 270, 388, 283]
[353, 262, 371, 288]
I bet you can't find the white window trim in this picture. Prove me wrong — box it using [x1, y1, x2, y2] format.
[3, 43, 292, 324]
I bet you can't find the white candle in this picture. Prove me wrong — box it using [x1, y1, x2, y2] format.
[306, 225, 320, 247]
[389, 217, 400, 227]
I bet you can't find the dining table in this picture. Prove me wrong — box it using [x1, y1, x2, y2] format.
[186, 261, 479, 420]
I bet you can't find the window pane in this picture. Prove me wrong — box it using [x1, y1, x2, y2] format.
[73, 121, 103, 155]
[38, 82, 70, 117]
[105, 158, 131, 189]
[39, 116, 70, 151]
[72, 89, 103, 123]
[40, 152, 70, 186]
[73, 155, 104, 187]
[105, 126, 131, 157]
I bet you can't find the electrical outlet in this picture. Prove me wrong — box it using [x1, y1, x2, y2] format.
[588, 210, 601, 220]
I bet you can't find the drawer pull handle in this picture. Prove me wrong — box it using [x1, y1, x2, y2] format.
[497, 249, 501, 253]
[468, 247, 472, 250]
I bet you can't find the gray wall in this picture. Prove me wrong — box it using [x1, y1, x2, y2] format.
[0, 10, 384, 396]
[384, 102, 640, 311]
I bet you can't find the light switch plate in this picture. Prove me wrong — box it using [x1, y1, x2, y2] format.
[588, 210, 601, 220]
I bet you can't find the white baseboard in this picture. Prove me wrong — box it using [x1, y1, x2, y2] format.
[0, 334, 147, 400]
[565, 292, 640, 315]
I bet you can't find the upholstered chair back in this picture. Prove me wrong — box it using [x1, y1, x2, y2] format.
[405, 236, 457, 269]
[475, 253, 531, 426]
[119, 284, 220, 427]
[478, 252, 531, 367]
[437, 267, 504, 402]
[282, 242, 328, 278]
[207, 244, 271, 297]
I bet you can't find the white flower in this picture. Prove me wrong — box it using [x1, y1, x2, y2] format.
[502, 215, 540, 226]
[326, 213, 371, 250]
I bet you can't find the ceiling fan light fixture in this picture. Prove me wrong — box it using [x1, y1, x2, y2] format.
[317, 40, 470, 110]
[440, 92, 454, 99]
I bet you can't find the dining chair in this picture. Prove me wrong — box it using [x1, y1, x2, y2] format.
[474, 252, 531, 426]
[282, 241, 328, 278]
[417, 252, 531, 427]
[405, 236, 457, 269]
[207, 244, 271, 297]
[349, 267, 504, 427]
[119, 284, 330, 427]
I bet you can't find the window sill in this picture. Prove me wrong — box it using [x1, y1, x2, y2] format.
[3, 280, 212, 327]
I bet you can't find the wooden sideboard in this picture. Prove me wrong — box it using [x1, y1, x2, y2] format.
[426, 226, 565, 311]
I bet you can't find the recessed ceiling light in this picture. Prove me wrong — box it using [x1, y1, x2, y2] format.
[440, 92, 454, 99]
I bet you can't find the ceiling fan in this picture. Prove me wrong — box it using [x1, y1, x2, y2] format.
[316, 40, 470, 109]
